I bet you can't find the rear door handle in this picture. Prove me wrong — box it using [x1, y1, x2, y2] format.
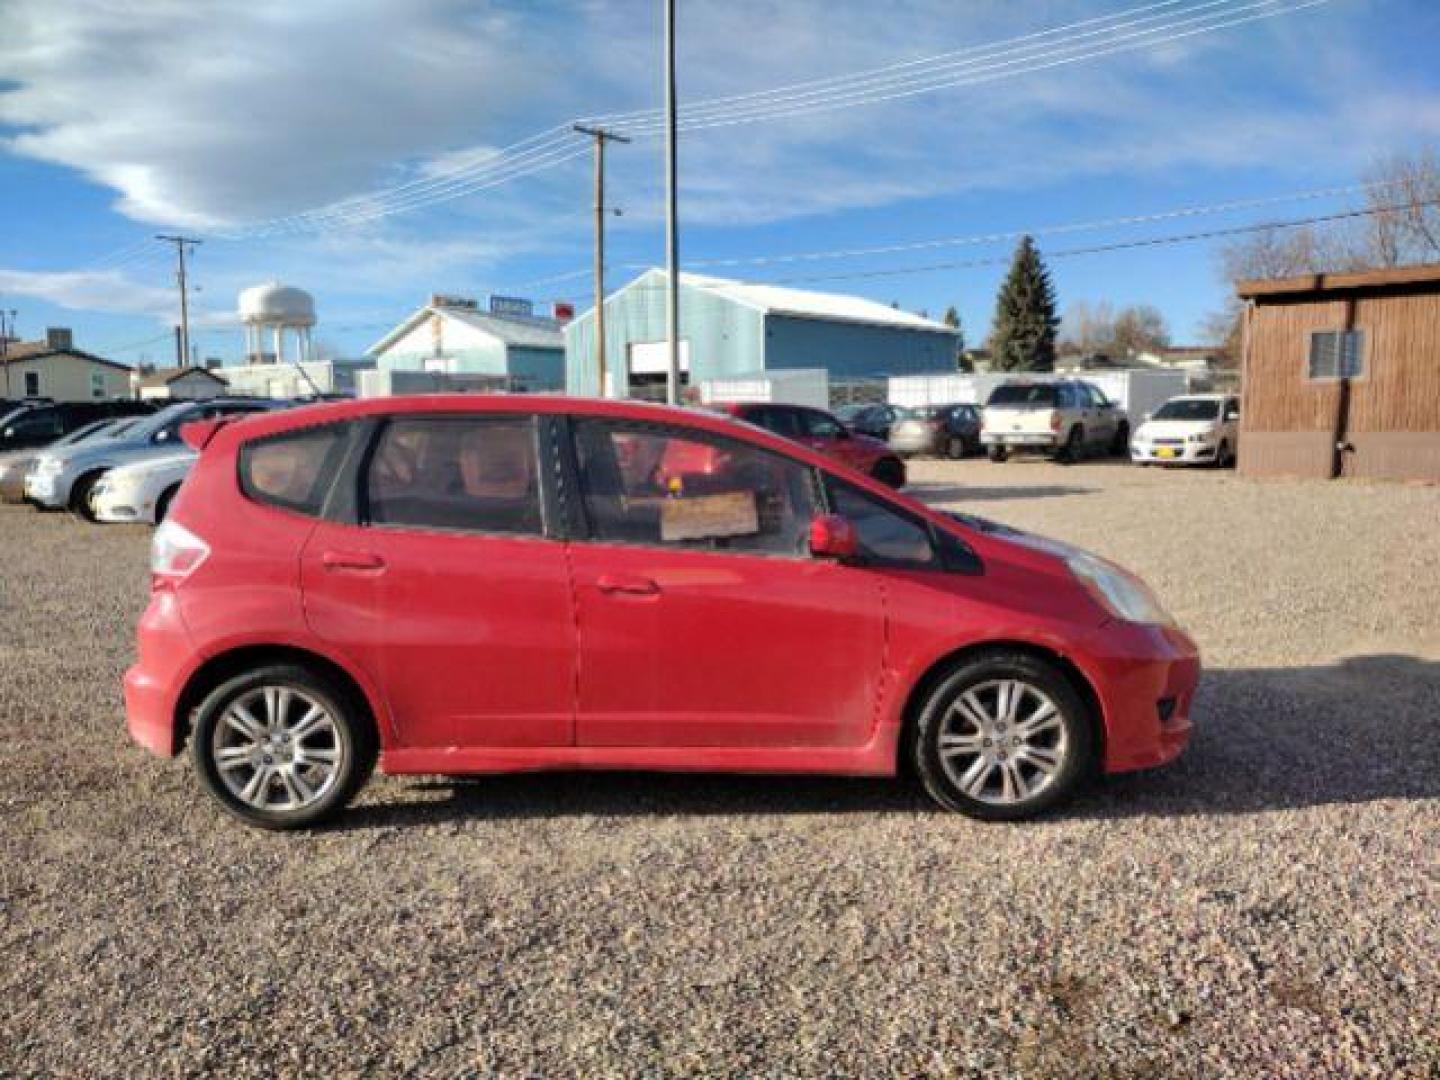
[596, 573, 660, 596]
[321, 550, 386, 572]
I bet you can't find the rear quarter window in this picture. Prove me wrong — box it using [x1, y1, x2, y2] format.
[239, 422, 350, 516]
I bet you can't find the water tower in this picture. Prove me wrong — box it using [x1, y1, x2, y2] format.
[239, 282, 316, 365]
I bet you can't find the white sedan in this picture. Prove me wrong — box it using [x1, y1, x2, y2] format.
[1130, 394, 1240, 467]
[90, 450, 196, 524]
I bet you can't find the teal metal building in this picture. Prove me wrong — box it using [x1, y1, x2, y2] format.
[368, 295, 566, 390]
[565, 269, 959, 396]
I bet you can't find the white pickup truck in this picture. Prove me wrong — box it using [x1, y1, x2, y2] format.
[981, 379, 1128, 463]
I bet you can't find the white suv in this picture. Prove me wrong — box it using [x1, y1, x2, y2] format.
[1130, 394, 1239, 467]
[981, 380, 1126, 463]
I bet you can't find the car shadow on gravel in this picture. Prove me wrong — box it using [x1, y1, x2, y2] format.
[906, 483, 1092, 502]
[338, 654, 1439, 828]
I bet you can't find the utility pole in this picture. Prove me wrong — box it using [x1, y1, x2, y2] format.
[0, 308, 15, 399]
[156, 235, 201, 368]
[663, 0, 680, 405]
[573, 123, 630, 398]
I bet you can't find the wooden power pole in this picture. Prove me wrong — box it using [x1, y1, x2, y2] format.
[156, 235, 202, 367]
[573, 124, 629, 397]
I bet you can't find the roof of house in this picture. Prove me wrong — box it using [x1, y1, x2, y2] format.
[2, 341, 132, 372]
[136, 365, 230, 389]
[1237, 262, 1440, 299]
[367, 304, 566, 356]
[580, 269, 959, 335]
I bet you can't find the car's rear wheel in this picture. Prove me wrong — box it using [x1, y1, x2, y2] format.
[987, 446, 1008, 463]
[191, 664, 377, 830]
[912, 651, 1094, 820]
[69, 470, 105, 521]
[871, 456, 906, 489]
[1110, 422, 1130, 456]
[945, 435, 966, 459]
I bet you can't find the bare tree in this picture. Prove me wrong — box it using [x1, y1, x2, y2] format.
[1364, 148, 1440, 265]
[1060, 299, 1115, 354]
[1111, 304, 1170, 357]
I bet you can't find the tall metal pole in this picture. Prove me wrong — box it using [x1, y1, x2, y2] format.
[1, 309, 14, 399]
[573, 124, 629, 398]
[156, 235, 201, 367]
[663, 0, 680, 405]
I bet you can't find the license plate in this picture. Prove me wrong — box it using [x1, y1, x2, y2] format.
[1156, 447, 1177, 458]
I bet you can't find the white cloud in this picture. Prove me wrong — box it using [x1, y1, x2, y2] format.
[0, 269, 175, 318]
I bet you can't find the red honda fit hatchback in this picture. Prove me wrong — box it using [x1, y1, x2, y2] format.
[125, 395, 1198, 830]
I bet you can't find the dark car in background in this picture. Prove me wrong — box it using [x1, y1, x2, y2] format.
[0, 399, 155, 453]
[712, 401, 907, 487]
[836, 403, 904, 441]
[889, 404, 983, 459]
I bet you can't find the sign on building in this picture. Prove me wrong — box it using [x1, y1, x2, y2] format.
[489, 295, 534, 318]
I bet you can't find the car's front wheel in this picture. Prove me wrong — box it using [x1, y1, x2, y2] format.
[987, 446, 1008, 463]
[912, 651, 1094, 820]
[191, 664, 377, 830]
[69, 470, 105, 521]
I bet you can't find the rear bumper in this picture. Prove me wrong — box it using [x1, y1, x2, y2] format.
[982, 432, 1059, 450]
[888, 432, 939, 456]
[23, 471, 68, 509]
[123, 590, 195, 757]
[1086, 622, 1201, 774]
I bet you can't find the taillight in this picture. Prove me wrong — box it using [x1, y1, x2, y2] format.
[150, 520, 210, 588]
[1049, 410, 1062, 433]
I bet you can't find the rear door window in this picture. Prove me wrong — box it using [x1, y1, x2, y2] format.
[240, 423, 350, 516]
[364, 416, 542, 535]
[800, 410, 844, 438]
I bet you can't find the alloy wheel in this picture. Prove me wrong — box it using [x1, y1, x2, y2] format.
[935, 678, 1069, 806]
[210, 685, 345, 813]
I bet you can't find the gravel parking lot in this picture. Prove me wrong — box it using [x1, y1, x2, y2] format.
[2, 459, 1437, 1077]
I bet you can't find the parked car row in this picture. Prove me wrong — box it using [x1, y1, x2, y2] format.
[834, 381, 1239, 469]
[1, 397, 288, 523]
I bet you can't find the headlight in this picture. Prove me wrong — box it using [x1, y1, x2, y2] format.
[1186, 432, 1213, 444]
[1067, 552, 1173, 626]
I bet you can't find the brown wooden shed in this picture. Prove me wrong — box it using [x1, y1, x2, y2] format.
[1236, 264, 1440, 481]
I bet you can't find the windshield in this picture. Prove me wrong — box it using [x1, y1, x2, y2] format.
[1153, 399, 1220, 421]
[987, 384, 1056, 408]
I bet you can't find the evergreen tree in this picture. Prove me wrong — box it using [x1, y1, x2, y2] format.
[943, 305, 967, 367]
[989, 236, 1058, 372]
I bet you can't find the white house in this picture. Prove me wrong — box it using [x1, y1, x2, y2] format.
[135, 365, 230, 401]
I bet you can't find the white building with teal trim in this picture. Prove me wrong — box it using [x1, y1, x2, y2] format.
[565, 269, 959, 397]
[368, 296, 566, 390]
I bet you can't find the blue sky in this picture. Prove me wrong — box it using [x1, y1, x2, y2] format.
[2, 0, 1438, 368]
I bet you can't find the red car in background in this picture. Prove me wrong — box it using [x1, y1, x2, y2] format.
[124, 394, 1198, 830]
[711, 402, 906, 488]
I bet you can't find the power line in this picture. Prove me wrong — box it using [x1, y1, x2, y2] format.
[201, 0, 1331, 238]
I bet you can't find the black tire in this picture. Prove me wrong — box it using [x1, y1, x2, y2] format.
[945, 435, 966, 460]
[1109, 422, 1130, 456]
[154, 484, 180, 523]
[1215, 440, 1233, 469]
[1056, 426, 1084, 464]
[912, 651, 1095, 821]
[68, 470, 106, 521]
[987, 446, 1009, 463]
[871, 456, 906, 489]
[191, 663, 377, 830]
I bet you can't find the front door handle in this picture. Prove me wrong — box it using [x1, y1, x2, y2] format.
[321, 550, 386, 572]
[596, 573, 660, 596]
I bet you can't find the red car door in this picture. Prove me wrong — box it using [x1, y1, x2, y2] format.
[300, 414, 576, 749]
[566, 418, 886, 748]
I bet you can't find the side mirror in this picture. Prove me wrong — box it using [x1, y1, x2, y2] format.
[810, 514, 859, 560]
[1225, 410, 1240, 422]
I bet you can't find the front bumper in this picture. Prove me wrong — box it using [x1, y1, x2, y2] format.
[1130, 441, 1218, 464]
[92, 481, 149, 524]
[1085, 621, 1200, 774]
[23, 471, 68, 509]
[888, 431, 940, 456]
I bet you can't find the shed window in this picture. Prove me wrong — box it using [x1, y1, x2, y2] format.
[91, 372, 106, 399]
[24, 372, 40, 397]
[1308, 330, 1364, 380]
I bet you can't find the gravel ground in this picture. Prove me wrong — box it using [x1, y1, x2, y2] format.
[2, 460, 1437, 1077]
